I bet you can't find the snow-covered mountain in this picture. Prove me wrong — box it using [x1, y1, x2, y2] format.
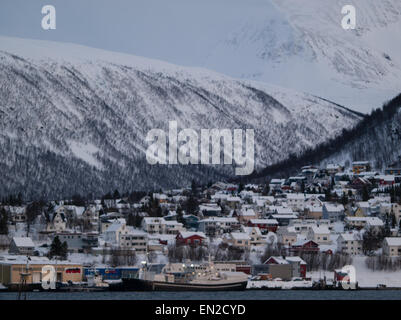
[2, 0, 400, 113]
[0, 37, 361, 199]
[203, 0, 401, 112]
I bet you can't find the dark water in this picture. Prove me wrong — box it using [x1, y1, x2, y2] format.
[1, 290, 401, 300]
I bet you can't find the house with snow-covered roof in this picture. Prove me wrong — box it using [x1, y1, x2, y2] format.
[286, 193, 306, 212]
[247, 219, 278, 233]
[307, 225, 331, 245]
[199, 204, 222, 217]
[285, 256, 307, 278]
[305, 205, 323, 220]
[262, 256, 293, 280]
[141, 217, 167, 234]
[164, 220, 184, 235]
[104, 220, 127, 244]
[337, 232, 363, 255]
[322, 203, 345, 222]
[226, 196, 242, 209]
[276, 226, 298, 246]
[241, 226, 265, 247]
[238, 208, 258, 224]
[5, 206, 27, 223]
[364, 217, 384, 233]
[198, 217, 240, 236]
[9, 237, 35, 255]
[176, 231, 207, 246]
[119, 227, 148, 253]
[383, 237, 401, 257]
[223, 232, 251, 249]
[46, 207, 67, 233]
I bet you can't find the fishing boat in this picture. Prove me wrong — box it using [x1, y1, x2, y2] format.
[111, 258, 248, 291]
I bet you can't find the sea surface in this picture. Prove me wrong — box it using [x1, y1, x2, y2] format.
[1, 290, 401, 300]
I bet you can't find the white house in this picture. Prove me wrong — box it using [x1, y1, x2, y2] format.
[164, 220, 184, 235]
[337, 232, 363, 255]
[104, 220, 127, 244]
[241, 226, 265, 247]
[286, 194, 305, 212]
[46, 209, 67, 232]
[119, 227, 148, 253]
[307, 225, 331, 244]
[141, 217, 167, 234]
[322, 203, 345, 222]
[383, 237, 401, 257]
[223, 232, 251, 249]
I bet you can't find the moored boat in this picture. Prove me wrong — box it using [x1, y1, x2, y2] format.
[111, 259, 248, 291]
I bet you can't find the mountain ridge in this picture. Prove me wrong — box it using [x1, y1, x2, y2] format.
[0, 37, 361, 199]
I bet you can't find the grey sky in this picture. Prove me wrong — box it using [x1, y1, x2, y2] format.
[0, 0, 252, 66]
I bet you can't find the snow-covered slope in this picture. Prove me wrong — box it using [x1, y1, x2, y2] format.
[250, 94, 401, 181]
[320, 95, 401, 171]
[204, 0, 401, 112]
[0, 36, 361, 199]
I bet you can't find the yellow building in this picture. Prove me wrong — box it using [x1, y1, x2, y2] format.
[352, 161, 371, 174]
[0, 255, 82, 287]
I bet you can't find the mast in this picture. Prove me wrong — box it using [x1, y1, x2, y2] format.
[17, 256, 31, 300]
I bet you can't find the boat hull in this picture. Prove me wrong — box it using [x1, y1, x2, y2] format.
[112, 278, 248, 291]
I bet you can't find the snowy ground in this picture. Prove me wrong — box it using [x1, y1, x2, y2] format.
[309, 256, 401, 288]
[247, 280, 313, 289]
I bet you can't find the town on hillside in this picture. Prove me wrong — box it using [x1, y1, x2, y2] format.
[1, 160, 401, 291]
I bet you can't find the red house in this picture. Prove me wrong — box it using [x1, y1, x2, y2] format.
[247, 219, 278, 233]
[290, 240, 319, 254]
[176, 231, 206, 246]
[236, 265, 252, 275]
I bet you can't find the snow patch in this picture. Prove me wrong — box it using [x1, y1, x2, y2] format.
[68, 141, 103, 169]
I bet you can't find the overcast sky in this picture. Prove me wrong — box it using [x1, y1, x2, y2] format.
[0, 0, 260, 66]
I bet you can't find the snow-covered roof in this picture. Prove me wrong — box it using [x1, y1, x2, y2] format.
[310, 225, 330, 234]
[227, 196, 241, 202]
[12, 237, 35, 248]
[200, 217, 238, 223]
[357, 202, 370, 208]
[265, 256, 289, 264]
[323, 203, 345, 212]
[242, 226, 262, 236]
[230, 233, 251, 241]
[272, 214, 298, 219]
[305, 205, 323, 211]
[345, 217, 368, 222]
[286, 193, 305, 200]
[285, 256, 307, 265]
[105, 222, 125, 233]
[275, 207, 294, 215]
[385, 237, 401, 246]
[179, 231, 206, 239]
[270, 179, 285, 184]
[143, 217, 166, 224]
[0, 255, 78, 265]
[249, 219, 278, 225]
[366, 217, 384, 227]
[241, 209, 256, 216]
[124, 227, 148, 236]
[339, 232, 361, 242]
